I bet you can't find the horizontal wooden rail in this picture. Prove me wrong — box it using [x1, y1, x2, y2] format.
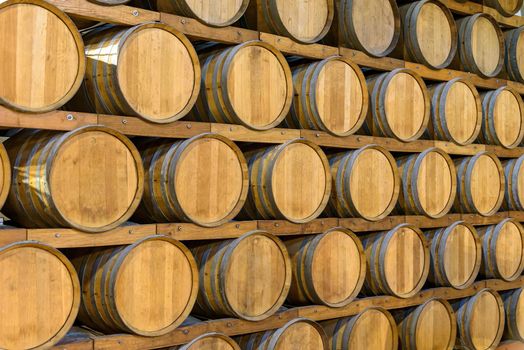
[51, 277, 524, 350]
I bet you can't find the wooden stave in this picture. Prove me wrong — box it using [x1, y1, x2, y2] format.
[502, 288, 524, 342]
[485, 0, 524, 17]
[191, 231, 292, 321]
[325, 144, 400, 221]
[424, 221, 482, 290]
[283, 227, 366, 308]
[284, 55, 369, 137]
[505, 27, 524, 83]
[396, 147, 457, 218]
[503, 155, 524, 211]
[477, 218, 524, 282]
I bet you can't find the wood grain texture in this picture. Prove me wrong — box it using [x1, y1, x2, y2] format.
[156, 0, 249, 27]
[502, 288, 524, 342]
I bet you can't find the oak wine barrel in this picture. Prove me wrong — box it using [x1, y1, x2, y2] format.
[69, 23, 200, 123]
[397, 0, 457, 69]
[0, 241, 80, 350]
[336, 0, 400, 57]
[72, 235, 198, 336]
[283, 227, 366, 307]
[364, 68, 430, 142]
[396, 147, 457, 218]
[427, 78, 482, 146]
[155, 0, 249, 27]
[284, 56, 368, 136]
[477, 218, 524, 282]
[325, 145, 400, 221]
[424, 221, 482, 289]
[454, 151, 505, 216]
[321, 307, 398, 350]
[361, 224, 430, 298]
[485, 0, 523, 17]
[453, 289, 505, 350]
[133, 133, 248, 227]
[504, 155, 524, 211]
[502, 288, 524, 342]
[191, 40, 293, 130]
[191, 231, 291, 321]
[455, 13, 504, 78]
[168, 333, 240, 350]
[0, 0, 85, 112]
[240, 139, 331, 223]
[3, 126, 144, 232]
[394, 298, 457, 350]
[505, 27, 524, 83]
[236, 318, 328, 350]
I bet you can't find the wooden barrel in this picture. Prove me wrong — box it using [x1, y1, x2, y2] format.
[246, 0, 334, 44]
[477, 218, 524, 282]
[336, 0, 400, 57]
[133, 133, 248, 227]
[169, 333, 240, 350]
[0, 0, 85, 112]
[480, 86, 524, 149]
[485, 0, 523, 17]
[397, 147, 457, 218]
[365, 68, 430, 142]
[455, 14, 504, 78]
[504, 155, 524, 211]
[505, 27, 524, 83]
[454, 151, 505, 216]
[424, 221, 482, 289]
[0, 241, 80, 350]
[361, 224, 430, 298]
[394, 298, 457, 350]
[325, 145, 400, 221]
[192, 40, 293, 130]
[453, 289, 505, 350]
[398, 0, 457, 69]
[72, 235, 198, 336]
[69, 23, 200, 123]
[427, 78, 482, 146]
[321, 307, 398, 350]
[155, 0, 249, 27]
[502, 288, 524, 342]
[284, 56, 368, 136]
[191, 231, 291, 321]
[240, 139, 331, 223]
[3, 126, 144, 232]
[283, 227, 366, 307]
[497, 341, 524, 350]
[237, 318, 328, 350]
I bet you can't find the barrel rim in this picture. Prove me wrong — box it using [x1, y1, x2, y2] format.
[412, 297, 457, 350]
[507, 154, 524, 211]
[505, 27, 524, 83]
[503, 287, 524, 341]
[341, 306, 399, 349]
[0, 0, 86, 113]
[178, 332, 241, 350]
[267, 317, 329, 349]
[486, 0, 524, 17]
[491, 218, 524, 281]
[0, 143, 11, 211]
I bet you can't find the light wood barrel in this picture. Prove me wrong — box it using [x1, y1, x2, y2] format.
[247, 0, 334, 43]
[365, 68, 430, 142]
[336, 0, 400, 57]
[480, 86, 524, 149]
[505, 27, 524, 83]
[427, 78, 482, 146]
[454, 151, 505, 216]
[284, 227, 366, 307]
[325, 145, 400, 221]
[237, 318, 328, 350]
[155, 0, 249, 27]
[485, 0, 523, 16]
[478, 218, 524, 282]
[69, 23, 200, 123]
[192, 40, 293, 130]
[424, 221, 482, 289]
[133, 133, 248, 227]
[0, 241, 80, 350]
[321, 307, 398, 350]
[502, 288, 524, 342]
[503, 155, 524, 211]
[240, 139, 331, 223]
[191, 231, 291, 321]
[72, 235, 197, 336]
[453, 289, 505, 350]
[3, 126, 144, 232]
[397, 147, 457, 218]
[361, 224, 430, 298]
[398, 0, 457, 69]
[285, 56, 368, 136]
[455, 14, 504, 78]
[394, 298, 457, 350]
[0, 0, 85, 112]
[169, 333, 240, 350]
